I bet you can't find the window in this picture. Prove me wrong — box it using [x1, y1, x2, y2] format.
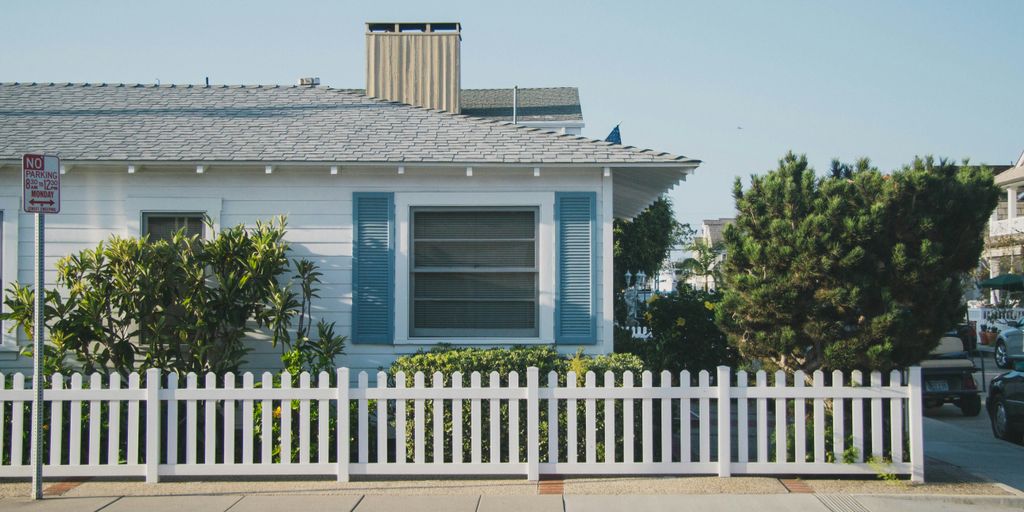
[410, 208, 538, 337]
[142, 213, 205, 241]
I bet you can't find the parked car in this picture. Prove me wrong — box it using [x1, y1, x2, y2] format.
[987, 356, 1024, 442]
[993, 320, 1024, 369]
[922, 332, 981, 416]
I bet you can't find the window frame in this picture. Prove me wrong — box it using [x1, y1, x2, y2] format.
[141, 212, 207, 241]
[393, 192, 555, 345]
[409, 206, 540, 339]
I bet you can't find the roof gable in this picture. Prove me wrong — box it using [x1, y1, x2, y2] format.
[0, 83, 690, 166]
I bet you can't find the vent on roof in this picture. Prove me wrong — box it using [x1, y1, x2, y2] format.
[366, 22, 461, 113]
[298, 77, 320, 87]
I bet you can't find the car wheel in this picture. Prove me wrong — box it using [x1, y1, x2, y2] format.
[960, 395, 982, 417]
[990, 395, 1021, 442]
[995, 342, 1011, 369]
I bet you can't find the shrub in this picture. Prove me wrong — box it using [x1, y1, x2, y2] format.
[616, 287, 738, 375]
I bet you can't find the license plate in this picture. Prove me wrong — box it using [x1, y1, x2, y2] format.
[926, 380, 950, 392]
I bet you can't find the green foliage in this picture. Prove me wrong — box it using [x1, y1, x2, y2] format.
[389, 346, 645, 462]
[675, 239, 725, 291]
[613, 197, 693, 291]
[2, 217, 295, 376]
[718, 153, 1000, 373]
[273, 258, 346, 377]
[616, 288, 738, 374]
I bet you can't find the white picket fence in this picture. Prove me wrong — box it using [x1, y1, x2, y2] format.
[0, 367, 924, 482]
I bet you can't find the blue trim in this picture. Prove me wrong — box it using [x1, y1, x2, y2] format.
[352, 192, 395, 345]
[554, 191, 599, 345]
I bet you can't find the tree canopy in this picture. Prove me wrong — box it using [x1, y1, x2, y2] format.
[613, 196, 692, 290]
[717, 152, 999, 373]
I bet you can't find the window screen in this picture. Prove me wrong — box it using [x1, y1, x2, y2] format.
[142, 213, 205, 242]
[411, 208, 538, 338]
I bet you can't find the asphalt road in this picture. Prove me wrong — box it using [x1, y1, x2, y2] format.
[924, 355, 1024, 492]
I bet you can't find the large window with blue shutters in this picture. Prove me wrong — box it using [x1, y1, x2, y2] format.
[410, 208, 539, 338]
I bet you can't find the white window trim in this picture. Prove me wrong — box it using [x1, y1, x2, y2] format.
[126, 197, 222, 240]
[394, 192, 554, 345]
[0, 196, 19, 349]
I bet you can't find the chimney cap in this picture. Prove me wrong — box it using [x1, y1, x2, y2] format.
[298, 77, 320, 87]
[366, 22, 461, 34]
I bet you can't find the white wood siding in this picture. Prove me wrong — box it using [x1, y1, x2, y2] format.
[0, 165, 612, 374]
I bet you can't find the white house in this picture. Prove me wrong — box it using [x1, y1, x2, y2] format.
[0, 23, 700, 375]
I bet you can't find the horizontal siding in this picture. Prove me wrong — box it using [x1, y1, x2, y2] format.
[0, 166, 609, 373]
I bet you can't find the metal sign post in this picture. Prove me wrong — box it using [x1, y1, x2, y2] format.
[22, 153, 60, 500]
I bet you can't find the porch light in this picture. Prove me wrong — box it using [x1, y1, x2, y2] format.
[636, 271, 647, 289]
[624, 271, 633, 287]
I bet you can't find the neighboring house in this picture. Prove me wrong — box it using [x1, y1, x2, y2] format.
[980, 155, 1021, 289]
[0, 22, 700, 375]
[657, 217, 733, 292]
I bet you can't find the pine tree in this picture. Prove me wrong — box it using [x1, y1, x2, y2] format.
[717, 152, 999, 373]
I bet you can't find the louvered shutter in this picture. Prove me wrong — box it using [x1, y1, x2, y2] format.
[555, 192, 598, 344]
[352, 192, 395, 344]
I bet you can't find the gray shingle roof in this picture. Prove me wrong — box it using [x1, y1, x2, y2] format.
[0, 82, 694, 165]
[340, 87, 582, 123]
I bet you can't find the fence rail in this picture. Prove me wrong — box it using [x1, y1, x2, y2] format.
[0, 366, 923, 482]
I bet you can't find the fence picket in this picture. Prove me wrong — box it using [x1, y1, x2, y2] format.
[567, 371, 578, 464]
[774, 370, 786, 463]
[508, 371, 520, 464]
[585, 371, 597, 464]
[50, 374, 63, 466]
[623, 371, 635, 464]
[794, 371, 806, 464]
[204, 373, 217, 464]
[452, 372, 463, 464]
[0, 374, 5, 466]
[280, 372, 292, 464]
[547, 371, 558, 464]
[396, 372, 407, 464]
[832, 370, 844, 463]
[698, 371, 710, 463]
[357, 372, 368, 464]
[299, 372, 311, 465]
[470, 372, 481, 464]
[242, 373, 254, 465]
[68, 373, 81, 466]
[12, 373, 25, 466]
[870, 371, 883, 459]
[108, 374, 121, 465]
[604, 371, 616, 464]
[813, 371, 825, 463]
[376, 371, 388, 464]
[261, 372, 273, 464]
[185, 373, 198, 465]
[337, 368, 350, 481]
[166, 373, 179, 466]
[851, 370, 864, 462]
[317, 372, 329, 465]
[224, 373, 236, 465]
[415, 372, 426, 464]
[488, 372, 499, 464]
[660, 370, 672, 463]
[127, 373, 139, 466]
[890, 369, 904, 463]
[679, 370, 691, 464]
[433, 372, 444, 463]
[756, 371, 767, 463]
[737, 371, 748, 464]
[642, 371, 653, 463]
[88, 373, 102, 466]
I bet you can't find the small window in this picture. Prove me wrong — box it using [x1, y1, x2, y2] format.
[411, 208, 538, 338]
[142, 213, 205, 241]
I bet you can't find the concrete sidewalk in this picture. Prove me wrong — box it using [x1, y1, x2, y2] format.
[4, 493, 1024, 512]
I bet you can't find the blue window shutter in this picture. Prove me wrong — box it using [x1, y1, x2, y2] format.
[555, 192, 598, 344]
[352, 192, 395, 344]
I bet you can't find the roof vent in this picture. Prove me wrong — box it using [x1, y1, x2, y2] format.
[366, 22, 461, 113]
[298, 77, 320, 87]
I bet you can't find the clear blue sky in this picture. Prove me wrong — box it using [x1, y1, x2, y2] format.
[3, 0, 1022, 228]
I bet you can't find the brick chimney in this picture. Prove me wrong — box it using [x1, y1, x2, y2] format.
[366, 22, 461, 114]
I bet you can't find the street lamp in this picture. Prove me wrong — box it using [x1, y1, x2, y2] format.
[623, 270, 652, 326]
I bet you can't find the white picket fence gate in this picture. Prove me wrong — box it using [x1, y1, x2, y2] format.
[0, 367, 924, 482]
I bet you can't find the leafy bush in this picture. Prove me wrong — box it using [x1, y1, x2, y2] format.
[616, 287, 738, 375]
[388, 346, 644, 463]
[3, 217, 297, 376]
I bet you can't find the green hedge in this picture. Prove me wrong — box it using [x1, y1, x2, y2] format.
[388, 346, 645, 463]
